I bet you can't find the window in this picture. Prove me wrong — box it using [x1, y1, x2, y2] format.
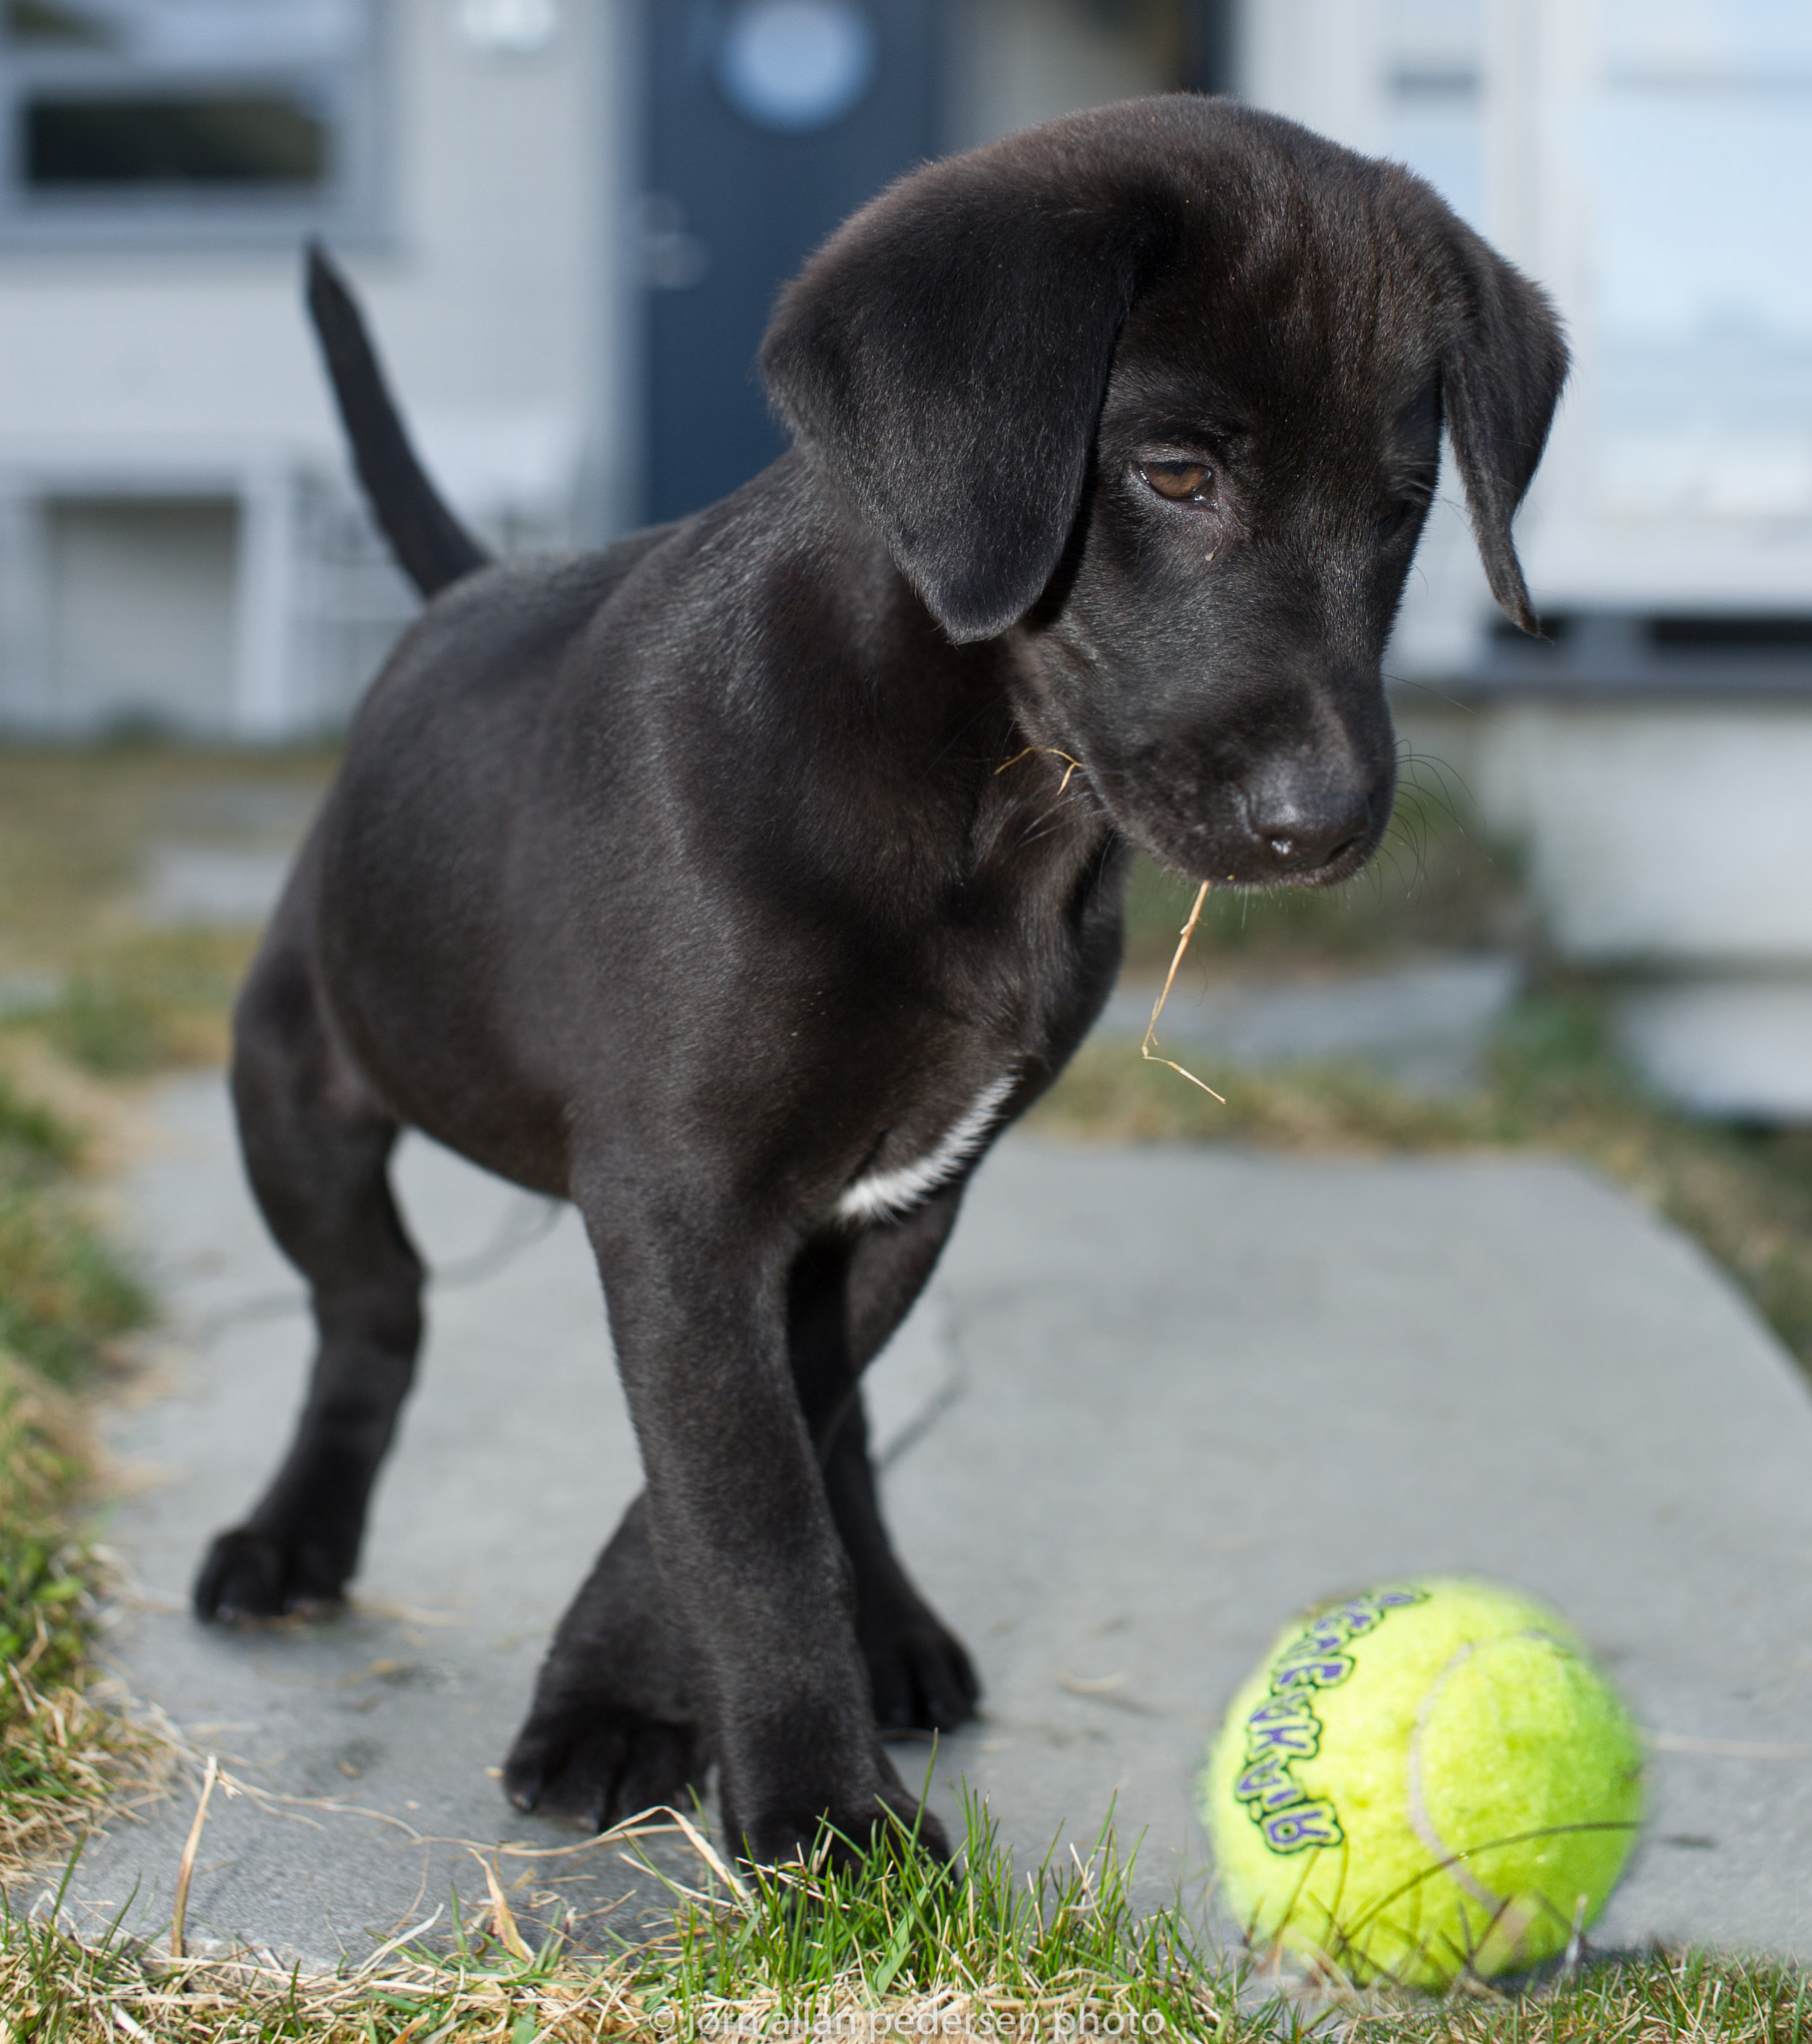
[1381, 0, 1485, 233]
[0, 0, 382, 244]
[1586, 0, 1812, 520]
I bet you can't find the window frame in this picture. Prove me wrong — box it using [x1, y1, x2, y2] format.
[0, 0, 386, 250]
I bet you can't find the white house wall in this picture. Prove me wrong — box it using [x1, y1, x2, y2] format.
[1476, 702, 1812, 965]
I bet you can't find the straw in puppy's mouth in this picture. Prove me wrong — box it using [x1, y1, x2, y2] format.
[1140, 879, 1224, 1103]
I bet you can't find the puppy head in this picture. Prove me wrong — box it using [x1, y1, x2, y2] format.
[761, 97, 1568, 888]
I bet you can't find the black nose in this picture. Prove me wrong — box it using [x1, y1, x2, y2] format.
[1244, 786, 1372, 873]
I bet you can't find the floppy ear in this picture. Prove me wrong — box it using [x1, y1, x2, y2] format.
[760, 164, 1171, 643]
[1441, 230, 1570, 635]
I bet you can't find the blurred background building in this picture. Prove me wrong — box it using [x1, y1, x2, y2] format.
[1272, 0, 1812, 1122]
[0, 0, 1228, 744]
[0, 0, 1806, 1112]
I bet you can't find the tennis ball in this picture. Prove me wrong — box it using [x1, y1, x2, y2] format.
[1199, 1576, 1643, 1990]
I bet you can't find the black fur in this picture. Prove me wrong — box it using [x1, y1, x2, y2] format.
[304, 243, 491, 598]
[197, 99, 1566, 1867]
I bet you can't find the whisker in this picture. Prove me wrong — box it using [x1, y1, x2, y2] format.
[1384, 671, 1479, 717]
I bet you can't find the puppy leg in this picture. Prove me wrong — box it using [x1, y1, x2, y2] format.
[194, 939, 424, 1620]
[505, 1191, 975, 1831]
[568, 1168, 944, 1865]
[789, 1201, 980, 1734]
[501, 1420, 970, 1828]
[823, 1395, 979, 1733]
[502, 1493, 710, 1829]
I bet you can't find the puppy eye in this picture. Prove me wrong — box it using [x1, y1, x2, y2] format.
[1376, 498, 1416, 538]
[1139, 460, 1212, 503]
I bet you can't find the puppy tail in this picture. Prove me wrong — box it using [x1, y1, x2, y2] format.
[304, 242, 491, 599]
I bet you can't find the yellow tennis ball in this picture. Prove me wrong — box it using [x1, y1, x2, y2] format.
[1200, 1577, 1644, 1990]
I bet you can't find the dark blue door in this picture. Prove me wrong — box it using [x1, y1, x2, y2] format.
[643, 0, 940, 523]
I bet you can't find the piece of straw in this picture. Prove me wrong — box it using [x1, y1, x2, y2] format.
[1141, 880, 1226, 1103]
[996, 746, 1220, 1104]
[474, 1851, 534, 1962]
[995, 746, 1084, 795]
[666, 1803, 751, 1904]
[1643, 1729, 1812, 1760]
[169, 1752, 219, 1961]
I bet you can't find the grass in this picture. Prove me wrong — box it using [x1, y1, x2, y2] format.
[0, 744, 1809, 2035]
[0, 744, 329, 966]
[0, 1070, 160, 1875]
[24, 929, 257, 1079]
[0, 742, 331, 1075]
[0, 1081, 148, 1388]
[3, 1798, 1808, 2041]
[0, 744, 319, 1890]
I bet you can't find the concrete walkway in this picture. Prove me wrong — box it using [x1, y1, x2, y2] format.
[35, 1074, 1812, 1971]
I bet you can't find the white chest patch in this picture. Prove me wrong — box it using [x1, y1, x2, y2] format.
[836, 1074, 1017, 1226]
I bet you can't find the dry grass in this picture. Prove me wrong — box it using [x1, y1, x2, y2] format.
[0, 743, 331, 1077]
[0, 745, 328, 968]
[1, 1804, 1806, 2042]
[0, 1144, 148, 1390]
[0, 1659, 165, 1880]
[0, 1073, 166, 1883]
[0, 746, 326, 1903]
[1033, 1036, 1480, 1156]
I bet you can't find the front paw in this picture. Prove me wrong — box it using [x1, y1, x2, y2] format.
[861, 1605, 980, 1734]
[193, 1525, 351, 1621]
[735, 1796, 952, 1871]
[503, 1701, 710, 1831]
[861, 1619, 976, 1733]
[726, 1758, 952, 1870]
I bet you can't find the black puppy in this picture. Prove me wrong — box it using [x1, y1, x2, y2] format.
[195, 97, 1565, 1866]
